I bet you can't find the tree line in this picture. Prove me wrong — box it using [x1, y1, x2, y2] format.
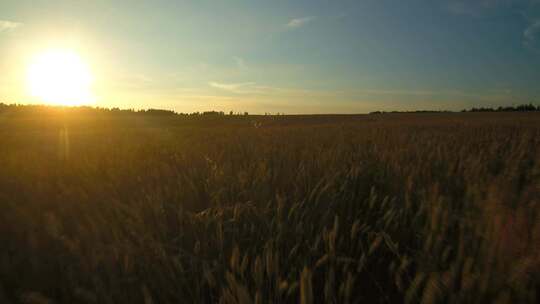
[463, 103, 540, 112]
[369, 103, 540, 114]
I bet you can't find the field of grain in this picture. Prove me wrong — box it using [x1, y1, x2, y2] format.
[0, 106, 538, 303]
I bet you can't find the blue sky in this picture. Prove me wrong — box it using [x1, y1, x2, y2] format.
[1, 0, 539, 113]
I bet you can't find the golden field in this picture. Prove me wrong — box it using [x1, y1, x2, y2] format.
[0, 105, 538, 303]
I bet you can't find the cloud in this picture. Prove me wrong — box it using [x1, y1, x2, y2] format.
[524, 19, 540, 48]
[232, 56, 248, 70]
[209, 82, 257, 94]
[0, 20, 23, 33]
[286, 16, 316, 29]
[209, 81, 341, 97]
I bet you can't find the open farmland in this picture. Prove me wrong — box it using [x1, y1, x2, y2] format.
[0, 106, 539, 303]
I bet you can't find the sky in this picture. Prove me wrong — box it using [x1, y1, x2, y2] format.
[1, 0, 539, 114]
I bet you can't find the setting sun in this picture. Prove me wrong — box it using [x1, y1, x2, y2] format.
[27, 49, 94, 106]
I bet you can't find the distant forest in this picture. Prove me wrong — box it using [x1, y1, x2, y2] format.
[1, 102, 539, 116]
[370, 103, 540, 114]
[464, 103, 540, 112]
[0, 103, 261, 118]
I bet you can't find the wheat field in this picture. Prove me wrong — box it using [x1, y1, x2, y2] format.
[0, 106, 538, 303]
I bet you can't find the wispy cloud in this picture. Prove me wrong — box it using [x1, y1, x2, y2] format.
[0, 20, 23, 33]
[232, 56, 248, 70]
[209, 81, 340, 97]
[524, 19, 540, 48]
[209, 82, 257, 94]
[286, 16, 316, 29]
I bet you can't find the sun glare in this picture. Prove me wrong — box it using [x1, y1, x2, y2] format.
[27, 49, 94, 106]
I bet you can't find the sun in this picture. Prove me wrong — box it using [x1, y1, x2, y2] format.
[27, 49, 94, 106]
